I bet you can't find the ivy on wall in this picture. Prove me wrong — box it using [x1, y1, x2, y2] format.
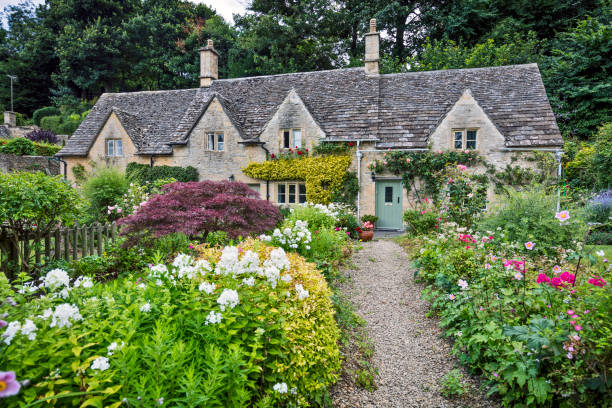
[242, 155, 352, 204]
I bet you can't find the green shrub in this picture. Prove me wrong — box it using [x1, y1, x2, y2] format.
[0, 239, 341, 407]
[32, 106, 61, 126]
[403, 209, 439, 235]
[126, 162, 199, 183]
[479, 187, 586, 257]
[440, 369, 467, 398]
[287, 205, 337, 230]
[205, 230, 230, 247]
[57, 118, 81, 135]
[336, 210, 359, 239]
[330, 171, 359, 208]
[82, 167, 130, 222]
[0, 137, 35, 155]
[39, 115, 62, 133]
[33, 141, 62, 156]
[361, 214, 378, 224]
[68, 255, 107, 279]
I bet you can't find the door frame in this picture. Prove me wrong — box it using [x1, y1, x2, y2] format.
[375, 178, 404, 230]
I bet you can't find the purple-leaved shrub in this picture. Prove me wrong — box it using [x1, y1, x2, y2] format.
[118, 180, 281, 245]
[25, 129, 59, 144]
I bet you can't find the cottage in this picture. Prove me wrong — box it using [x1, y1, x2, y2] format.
[57, 19, 563, 230]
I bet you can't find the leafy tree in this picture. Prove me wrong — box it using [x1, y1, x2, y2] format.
[0, 171, 81, 272]
[118, 180, 282, 245]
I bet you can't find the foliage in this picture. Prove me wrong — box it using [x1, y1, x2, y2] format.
[439, 369, 467, 398]
[32, 106, 61, 126]
[403, 209, 439, 235]
[0, 137, 35, 155]
[243, 155, 352, 204]
[82, 167, 130, 222]
[0, 238, 341, 407]
[72, 163, 87, 183]
[24, 129, 59, 144]
[106, 178, 176, 220]
[125, 162, 199, 184]
[440, 165, 489, 228]
[479, 187, 586, 258]
[408, 210, 612, 406]
[32, 141, 62, 156]
[585, 190, 612, 245]
[39, 115, 62, 132]
[335, 210, 360, 240]
[118, 181, 282, 245]
[286, 205, 338, 231]
[312, 141, 354, 155]
[330, 171, 359, 208]
[0, 172, 81, 274]
[360, 214, 378, 224]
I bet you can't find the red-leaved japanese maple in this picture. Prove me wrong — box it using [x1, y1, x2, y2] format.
[117, 180, 281, 244]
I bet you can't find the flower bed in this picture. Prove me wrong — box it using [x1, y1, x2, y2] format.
[408, 215, 612, 406]
[0, 238, 340, 406]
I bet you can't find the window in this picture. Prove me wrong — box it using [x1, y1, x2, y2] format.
[277, 182, 306, 204]
[384, 186, 393, 204]
[281, 128, 302, 149]
[217, 133, 224, 151]
[452, 129, 478, 150]
[206, 132, 224, 151]
[248, 183, 260, 193]
[106, 139, 122, 157]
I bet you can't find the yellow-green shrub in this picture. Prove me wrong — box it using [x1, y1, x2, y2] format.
[242, 156, 352, 204]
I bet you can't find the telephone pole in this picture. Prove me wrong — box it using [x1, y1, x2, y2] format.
[7, 75, 17, 112]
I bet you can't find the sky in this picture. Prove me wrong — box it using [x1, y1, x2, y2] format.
[0, 0, 248, 24]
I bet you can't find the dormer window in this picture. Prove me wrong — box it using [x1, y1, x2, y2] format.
[453, 129, 477, 150]
[281, 128, 302, 149]
[106, 139, 123, 157]
[206, 132, 225, 151]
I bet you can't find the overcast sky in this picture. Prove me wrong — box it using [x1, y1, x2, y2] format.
[0, 0, 248, 24]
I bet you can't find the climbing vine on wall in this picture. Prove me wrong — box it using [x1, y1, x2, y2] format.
[242, 155, 352, 204]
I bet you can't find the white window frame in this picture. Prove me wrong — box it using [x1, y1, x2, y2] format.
[276, 182, 306, 204]
[452, 128, 478, 150]
[106, 139, 123, 157]
[217, 133, 224, 151]
[206, 132, 224, 151]
[280, 128, 303, 149]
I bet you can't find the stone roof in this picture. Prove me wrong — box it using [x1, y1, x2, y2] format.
[58, 63, 562, 156]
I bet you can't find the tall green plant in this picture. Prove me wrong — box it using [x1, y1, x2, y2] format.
[82, 167, 130, 222]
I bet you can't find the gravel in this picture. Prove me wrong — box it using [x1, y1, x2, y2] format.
[331, 239, 498, 408]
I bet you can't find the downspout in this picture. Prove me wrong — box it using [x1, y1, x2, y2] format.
[259, 142, 271, 201]
[356, 141, 362, 221]
[555, 150, 562, 212]
[51, 156, 68, 179]
[150, 155, 154, 168]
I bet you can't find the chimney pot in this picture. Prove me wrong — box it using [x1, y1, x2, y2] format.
[199, 39, 218, 87]
[364, 18, 380, 76]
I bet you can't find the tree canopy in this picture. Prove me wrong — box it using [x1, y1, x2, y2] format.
[0, 0, 609, 140]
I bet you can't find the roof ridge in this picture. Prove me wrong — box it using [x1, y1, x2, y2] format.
[213, 67, 365, 83]
[381, 63, 538, 77]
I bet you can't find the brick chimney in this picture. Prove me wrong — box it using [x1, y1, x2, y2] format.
[364, 18, 380, 76]
[199, 39, 218, 87]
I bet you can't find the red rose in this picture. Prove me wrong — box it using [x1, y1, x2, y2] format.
[270, 153, 275, 159]
[348, 142, 355, 147]
[297, 150, 303, 155]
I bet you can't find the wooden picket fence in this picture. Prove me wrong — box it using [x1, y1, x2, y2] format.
[0, 222, 118, 277]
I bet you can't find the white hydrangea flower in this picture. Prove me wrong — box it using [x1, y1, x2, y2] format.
[38, 308, 53, 320]
[237, 250, 262, 275]
[215, 246, 240, 275]
[266, 247, 290, 271]
[140, 302, 151, 313]
[242, 277, 255, 287]
[273, 382, 288, 394]
[1, 321, 21, 345]
[17, 282, 37, 295]
[281, 274, 292, 283]
[199, 282, 216, 294]
[91, 356, 110, 371]
[74, 276, 94, 288]
[295, 284, 309, 300]
[172, 253, 193, 269]
[20, 319, 37, 340]
[50, 303, 83, 328]
[42, 269, 70, 291]
[261, 265, 280, 288]
[107, 341, 125, 356]
[194, 259, 212, 273]
[177, 265, 198, 280]
[205, 311, 223, 325]
[290, 387, 297, 395]
[217, 289, 239, 311]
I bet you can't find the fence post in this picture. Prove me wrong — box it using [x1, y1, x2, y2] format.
[44, 234, 51, 260]
[54, 228, 61, 261]
[63, 228, 70, 260]
[111, 222, 117, 240]
[82, 227, 88, 258]
[89, 225, 95, 255]
[96, 224, 103, 256]
[34, 233, 41, 266]
[72, 228, 78, 260]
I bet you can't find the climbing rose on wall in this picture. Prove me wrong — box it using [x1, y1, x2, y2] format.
[117, 180, 282, 245]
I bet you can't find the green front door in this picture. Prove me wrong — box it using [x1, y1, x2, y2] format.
[375, 180, 404, 229]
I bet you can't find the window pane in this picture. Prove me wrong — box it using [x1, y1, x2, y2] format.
[466, 130, 477, 149]
[207, 133, 214, 150]
[116, 140, 123, 156]
[217, 134, 224, 151]
[248, 183, 260, 193]
[384, 186, 393, 203]
[107, 140, 114, 156]
[454, 131, 463, 149]
[293, 129, 302, 148]
[277, 184, 286, 203]
[288, 184, 296, 203]
[283, 130, 290, 148]
[298, 184, 306, 203]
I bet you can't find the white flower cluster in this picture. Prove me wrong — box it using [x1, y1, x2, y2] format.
[217, 289, 240, 311]
[40, 269, 95, 299]
[48, 303, 83, 328]
[273, 382, 288, 394]
[140, 302, 151, 312]
[295, 284, 309, 300]
[261, 247, 291, 288]
[263, 221, 312, 250]
[91, 356, 110, 371]
[199, 281, 216, 294]
[300, 202, 346, 220]
[148, 255, 211, 286]
[74, 276, 94, 288]
[205, 311, 223, 325]
[215, 247, 261, 276]
[1, 319, 38, 345]
[107, 341, 125, 356]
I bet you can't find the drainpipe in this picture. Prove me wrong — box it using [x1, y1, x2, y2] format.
[555, 150, 562, 212]
[356, 141, 362, 221]
[259, 142, 271, 201]
[50, 156, 68, 179]
[150, 155, 154, 168]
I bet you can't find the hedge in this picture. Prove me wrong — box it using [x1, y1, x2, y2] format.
[32, 106, 61, 126]
[0, 138, 62, 156]
[126, 162, 199, 183]
[242, 155, 352, 204]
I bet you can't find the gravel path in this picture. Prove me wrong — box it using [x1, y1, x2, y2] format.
[331, 239, 497, 408]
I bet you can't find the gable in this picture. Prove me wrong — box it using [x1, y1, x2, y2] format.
[428, 89, 505, 152]
[86, 112, 138, 158]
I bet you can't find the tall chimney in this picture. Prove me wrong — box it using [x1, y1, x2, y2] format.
[364, 18, 380, 76]
[199, 39, 218, 87]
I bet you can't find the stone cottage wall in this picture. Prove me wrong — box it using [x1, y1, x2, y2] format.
[0, 154, 60, 175]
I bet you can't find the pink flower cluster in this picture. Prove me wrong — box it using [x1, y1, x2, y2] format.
[563, 334, 584, 360]
[537, 271, 575, 289]
[459, 234, 476, 244]
[588, 276, 607, 287]
[503, 259, 525, 271]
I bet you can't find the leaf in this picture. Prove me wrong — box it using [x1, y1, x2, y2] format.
[80, 397, 104, 408]
[102, 385, 122, 395]
[529, 377, 551, 404]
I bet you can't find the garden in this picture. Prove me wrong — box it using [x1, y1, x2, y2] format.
[0, 162, 375, 407]
[386, 140, 611, 406]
